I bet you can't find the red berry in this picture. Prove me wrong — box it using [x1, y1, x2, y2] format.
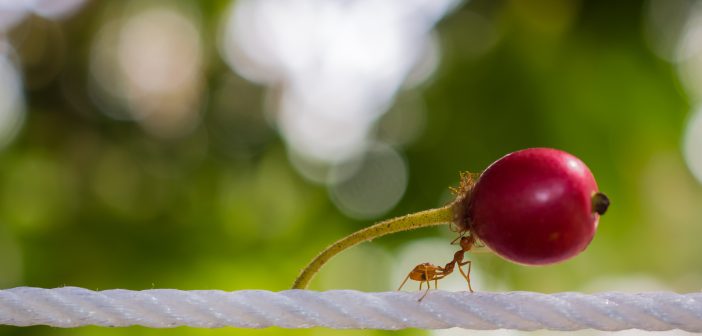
[462, 148, 608, 265]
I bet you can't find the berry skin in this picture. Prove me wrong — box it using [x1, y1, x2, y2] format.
[463, 148, 608, 265]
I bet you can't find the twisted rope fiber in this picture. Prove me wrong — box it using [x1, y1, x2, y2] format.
[0, 287, 700, 330]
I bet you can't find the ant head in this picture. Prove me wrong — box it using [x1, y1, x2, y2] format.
[460, 235, 476, 250]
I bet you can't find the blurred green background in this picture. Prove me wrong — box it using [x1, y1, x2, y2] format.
[1, 0, 701, 335]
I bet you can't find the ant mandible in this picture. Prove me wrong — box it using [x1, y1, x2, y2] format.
[397, 234, 476, 301]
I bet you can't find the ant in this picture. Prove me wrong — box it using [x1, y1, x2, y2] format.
[398, 234, 477, 301]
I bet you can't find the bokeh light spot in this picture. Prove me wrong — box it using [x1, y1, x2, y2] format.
[320, 243, 393, 291]
[32, 0, 89, 20]
[0, 51, 25, 150]
[684, 106, 702, 184]
[329, 144, 408, 219]
[674, 1, 702, 101]
[0, 0, 88, 32]
[90, 5, 204, 138]
[644, 0, 693, 62]
[219, 0, 458, 164]
[377, 92, 427, 148]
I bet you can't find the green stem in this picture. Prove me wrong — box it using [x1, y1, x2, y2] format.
[291, 203, 457, 289]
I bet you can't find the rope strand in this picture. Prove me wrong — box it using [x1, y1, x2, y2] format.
[0, 287, 700, 330]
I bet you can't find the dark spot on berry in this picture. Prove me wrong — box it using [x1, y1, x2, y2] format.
[592, 192, 610, 215]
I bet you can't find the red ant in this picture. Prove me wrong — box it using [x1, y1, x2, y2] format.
[398, 234, 476, 301]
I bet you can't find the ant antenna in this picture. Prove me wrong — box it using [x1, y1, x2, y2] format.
[450, 232, 468, 245]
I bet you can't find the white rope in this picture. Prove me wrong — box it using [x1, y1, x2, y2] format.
[0, 287, 700, 330]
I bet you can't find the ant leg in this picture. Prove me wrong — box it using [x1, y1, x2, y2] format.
[457, 261, 474, 292]
[460, 260, 472, 280]
[457, 266, 473, 292]
[418, 280, 430, 301]
[397, 272, 412, 291]
[418, 270, 431, 301]
[432, 266, 448, 291]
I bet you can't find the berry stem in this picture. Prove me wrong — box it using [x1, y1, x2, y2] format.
[292, 203, 456, 289]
